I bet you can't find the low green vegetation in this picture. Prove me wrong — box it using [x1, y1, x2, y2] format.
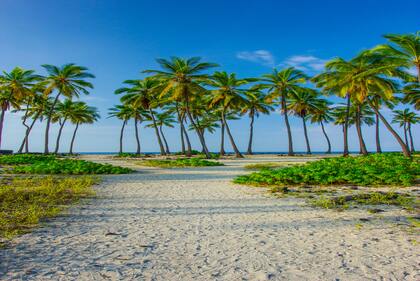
[0, 176, 97, 242]
[235, 154, 419, 187]
[9, 159, 133, 175]
[137, 158, 223, 168]
[0, 154, 56, 165]
[115, 153, 145, 158]
[244, 162, 299, 170]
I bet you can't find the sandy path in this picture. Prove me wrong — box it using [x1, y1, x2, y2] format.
[0, 156, 418, 280]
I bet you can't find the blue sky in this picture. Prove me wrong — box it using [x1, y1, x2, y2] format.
[1, 0, 419, 153]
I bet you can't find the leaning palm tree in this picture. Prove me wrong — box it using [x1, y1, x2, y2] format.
[108, 104, 132, 154]
[0, 67, 41, 149]
[68, 103, 100, 154]
[146, 110, 176, 154]
[207, 71, 253, 158]
[260, 67, 309, 156]
[287, 90, 326, 154]
[144, 57, 219, 159]
[241, 88, 273, 154]
[392, 109, 419, 152]
[373, 32, 420, 82]
[116, 78, 167, 155]
[42, 64, 94, 153]
[52, 99, 80, 154]
[308, 99, 333, 154]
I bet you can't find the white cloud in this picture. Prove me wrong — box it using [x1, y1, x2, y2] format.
[236, 50, 275, 66]
[281, 55, 328, 72]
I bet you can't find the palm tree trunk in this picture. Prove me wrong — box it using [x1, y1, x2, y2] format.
[281, 92, 294, 156]
[222, 111, 243, 158]
[69, 122, 79, 155]
[160, 125, 170, 154]
[119, 120, 127, 154]
[181, 117, 192, 156]
[134, 117, 141, 154]
[367, 99, 410, 157]
[355, 105, 368, 155]
[320, 121, 331, 154]
[302, 116, 311, 154]
[0, 107, 6, 150]
[18, 108, 30, 153]
[149, 109, 166, 155]
[220, 118, 225, 156]
[408, 122, 415, 152]
[403, 122, 409, 148]
[375, 113, 382, 153]
[247, 113, 255, 155]
[44, 93, 61, 154]
[19, 112, 40, 153]
[175, 105, 185, 155]
[343, 94, 350, 157]
[54, 119, 67, 154]
[184, 95, 211, 158]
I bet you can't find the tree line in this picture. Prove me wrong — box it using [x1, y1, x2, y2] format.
[0, 32, 418, 157]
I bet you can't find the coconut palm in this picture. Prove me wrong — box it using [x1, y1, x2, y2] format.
[144, 57, 218, 159]
[0, 67, 41, 149]
[42, 64, 94, 153]
[260, 67, 309, 156]
[287, 91, 326, 154]
[401, 82, 420, 110]
[116, 78, 166, 155]
[308, 100, 333, 154]
[241, 88, 273, 154]
[207, 71, 253, 158]
[392, 109, 419, 152]
[52, 99, 79, 154]
[108, 104, 132, 154]
[68, 103, 100, 154]
[146, 110, 176, 154]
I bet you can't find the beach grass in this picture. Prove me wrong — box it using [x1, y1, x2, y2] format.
[244, 162, 301, 170]
[0, 176, 98, 243]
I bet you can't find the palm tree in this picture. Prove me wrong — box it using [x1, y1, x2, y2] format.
[52, 99, 79, 154]
[0, 67, 41, 149]
[116, 78, 166, 155]
[373, 32, 420, 82]
[68, 102, 100, 154]
[241, 88, 273, 154]
[392, 109, 419, 152]
[42, 64, 94, 154]
[144, 57, 218, 159]
[308, 99, 333, 154]
[146, 110, 176, 154]
[287, 91, 326, 154]
[260, 67, 309, 156]
[207, 71, 252, 158]
[108, 104, 132, 154]
[217, 109, 239, 156]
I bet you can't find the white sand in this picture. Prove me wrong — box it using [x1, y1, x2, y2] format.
[0, 155, 418, 280]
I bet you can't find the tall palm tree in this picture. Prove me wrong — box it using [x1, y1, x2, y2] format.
[68, 103, 100, 154]
[108, 104, 132, 154]
[287, 91, 326, 154]
[217, 109, 239, 156]
[116, 78, 166, 155]
[0, 67, 41, 149]
[308, 99, 333, 154]
[144, 57, 218, 159]
[392, 109, 419, 152]
[373, 32, 420, 82]
[207, 71, 252, 158]
[52, 99, 79, 154]
[241, 88, 273, 154]
[260, 67, 309, 156]
[42, 64, 94, 154]
[146, 110, 176, 154]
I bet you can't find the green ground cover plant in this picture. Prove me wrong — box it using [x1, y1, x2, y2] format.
[137, 158, 223, 168]
[9, 159, 134, 175]
[0, 176, 97, 241]
[0, 154, 57, 165]
[244, 162, 298, 170]
[234, 154, 419, 187]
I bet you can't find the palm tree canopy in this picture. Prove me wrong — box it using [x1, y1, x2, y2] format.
[332, 103, 375, 126]
[42, 63, 95, 98]
[287, 90, 327, 118]
[392, 108, 419, 127]
[116, 78, 162, 110]
[241, 88, 274, 118]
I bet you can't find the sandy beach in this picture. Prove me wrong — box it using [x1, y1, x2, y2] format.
[0, 155, 418, 280]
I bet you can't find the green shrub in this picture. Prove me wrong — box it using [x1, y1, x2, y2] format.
[234, 154, 420, 187]
[0, 176, 97, 240]
[244, 162, 297, 170]
[0, 154, 57, 165]
[115, 153, 144, 158]
[137, 158, 223, 168]
[9, 159, 134, 175]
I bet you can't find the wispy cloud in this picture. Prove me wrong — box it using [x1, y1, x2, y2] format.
[281, 55, 328, 72]
[236, 50, 275, 66]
